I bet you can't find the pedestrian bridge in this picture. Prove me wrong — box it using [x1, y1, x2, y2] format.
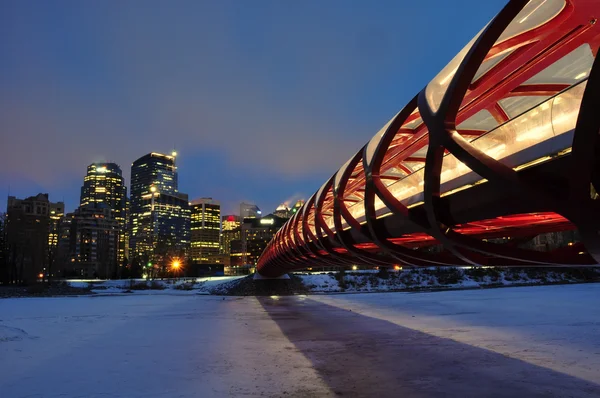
[258, 0, 600, 277]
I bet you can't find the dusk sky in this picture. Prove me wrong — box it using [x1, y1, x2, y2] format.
[0, 0, 506, 215]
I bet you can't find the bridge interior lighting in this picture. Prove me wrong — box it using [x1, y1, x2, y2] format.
[352, 265, 358, 271]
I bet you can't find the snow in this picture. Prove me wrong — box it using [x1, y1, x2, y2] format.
[66, 276, 244, 295]
[308, 283, 600, 385]
[0, 294, 332, 397]
[294, 268, 599, 293]
[1, 282, 599, 396]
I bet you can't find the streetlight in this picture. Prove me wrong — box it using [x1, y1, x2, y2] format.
[171, 260, 181, 270]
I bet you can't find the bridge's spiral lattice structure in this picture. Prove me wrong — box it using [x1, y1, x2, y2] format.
[258, 0, 600, 277]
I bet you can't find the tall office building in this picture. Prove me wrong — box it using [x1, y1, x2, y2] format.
[130, 152, 190, 266]
[241, 214, 286, 266]
[240, 202, 261, 219]
[190, 198, 221, 263]
[80, 163, 128, 264]
[291, 200, 305, 215]
[273, 203, 291, 219]
[221, 215, 241, 255]
[48, 202, 64, 253]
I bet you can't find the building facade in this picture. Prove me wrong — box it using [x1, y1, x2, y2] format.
[5, 194, 62, 283]
[272, 203, 291, 219]
[241, 214, 286, 266]
[190, 198, 221, 264]
[291, 200, 304, 215]
[80, 163, 128, 264]
[240, 202, 261, 220]
[221, 215, 241, 255]
[64, 203, 119, 279]
[48, 201, 65, 260]
[129, 152, 190, 268]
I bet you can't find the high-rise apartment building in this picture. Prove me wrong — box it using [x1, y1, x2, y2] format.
[130, 152, 190, 266]
[65, 203, 119, 279]
[80, 163, 128, 264]
[49, 202, 64, 252]
[190, 198, 221, 264]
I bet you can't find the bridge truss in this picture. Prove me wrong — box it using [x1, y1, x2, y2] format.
[258, 0, 600, 277]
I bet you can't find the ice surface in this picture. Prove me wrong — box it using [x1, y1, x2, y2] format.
[308, 283, 600, 385]
[1, 283, 599, 397]
[0, 295, 332, 397]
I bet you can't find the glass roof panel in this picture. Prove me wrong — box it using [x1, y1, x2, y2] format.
[473, 48, 515, 81]
[497, 0, 565, 43]
[499, 95, 552, 119]
[457, 109, 499, 131]
[365, 112, 400, 166]
[411, 145, 429, 159]
[334, 156, 355, 192]
[524, 44, 593, 85]
[402, 116, 422, 130]
[403, 161, 425, 173]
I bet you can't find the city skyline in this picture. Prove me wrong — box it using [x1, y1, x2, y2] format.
[1, 151, 295, 216]
[0, 0, 507, 216]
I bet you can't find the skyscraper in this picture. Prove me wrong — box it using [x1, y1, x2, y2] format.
[190, 198, 221, 263]
[65, 203, 119, 279]
[273, 203, 291, 219]
[48, 202, 64, 250]
[130, 152, 190, 267]
[291, 200, 305, 215]
[240, 202, 261, 220]
[80, 163, 128, 264]
[221, 215, 241, 255]
[241, 214, 286, 266]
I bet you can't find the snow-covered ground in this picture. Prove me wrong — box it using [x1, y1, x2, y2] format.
[0, 294, 332, 397]
[65, 276, 244, 295]
[308, 284, 600, 386]
[1, 284, 599, 397]
[295, 267, 600, 292]
[59, 268, 599, 296]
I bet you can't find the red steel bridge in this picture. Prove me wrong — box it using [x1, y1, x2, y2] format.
[257, 0, 600, 277]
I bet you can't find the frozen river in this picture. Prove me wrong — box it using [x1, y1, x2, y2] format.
[1, 284, 600, 397]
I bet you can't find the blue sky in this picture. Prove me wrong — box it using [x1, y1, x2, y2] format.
[0, 0, 506, 215]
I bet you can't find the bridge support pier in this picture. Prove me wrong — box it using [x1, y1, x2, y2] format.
[253, 273, 290, 281]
